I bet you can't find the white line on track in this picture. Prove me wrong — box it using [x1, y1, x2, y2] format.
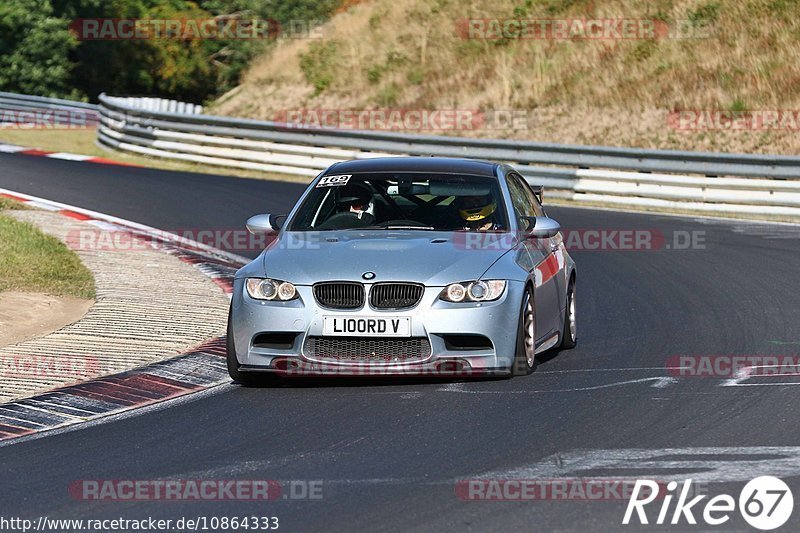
[436, 377, 678, 393]
[536, 366, 685, 373]
[0, 187, 250, 265]
[721, 364, 800, 387]
[469, 447, 800, 484]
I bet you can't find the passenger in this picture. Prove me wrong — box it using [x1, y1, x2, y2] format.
[455, 194, 501, 231]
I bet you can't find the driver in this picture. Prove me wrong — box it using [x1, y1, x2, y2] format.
[456, 194, 500, 231]
[338, 183, 375, 222]
[316, 183, 376, 230]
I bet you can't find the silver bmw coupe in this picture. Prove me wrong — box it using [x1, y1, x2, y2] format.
[227, 157, 576, 383]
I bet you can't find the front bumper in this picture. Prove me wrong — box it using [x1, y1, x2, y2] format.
[229, 279, 525, 376]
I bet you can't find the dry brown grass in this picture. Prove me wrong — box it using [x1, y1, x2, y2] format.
[210, 0, 800, 155]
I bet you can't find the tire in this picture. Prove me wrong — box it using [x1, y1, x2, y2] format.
[560, 278, 577, 350]
[512, 286, 537, 376]
[226, 307, 278, 386]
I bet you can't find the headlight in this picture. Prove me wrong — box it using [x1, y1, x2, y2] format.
[246, 278, 298, 301]
[440, 280, 506, 303]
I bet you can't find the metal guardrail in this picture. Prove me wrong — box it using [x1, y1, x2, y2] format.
[102, 95, 203, 115]
[3, 91, 798, 217]
[0, 91, 98, 110]
[95, 93, 800, 217]
[0, 92, 199, 128]
[97, 94, 800, 178]
[0, 92, 100, 127]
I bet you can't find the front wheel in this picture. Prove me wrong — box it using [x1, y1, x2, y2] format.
[512, 287, 537, 376]
[560, 278, 577, 349]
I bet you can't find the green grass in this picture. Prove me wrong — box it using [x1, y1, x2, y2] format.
[0, 206, 95, 299]
[299, 40, 339, 95]
[0, 198, 27, 211]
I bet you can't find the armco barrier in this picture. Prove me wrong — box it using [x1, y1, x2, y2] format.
[0, 92, 99, 127]
[6, 92, 800, 217]
[95, 94, 800, 217]
[0, 92, 198, 128]
[0, 92, 98, 112]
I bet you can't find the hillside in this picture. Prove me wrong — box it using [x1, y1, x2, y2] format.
[210, 0, 800, 155]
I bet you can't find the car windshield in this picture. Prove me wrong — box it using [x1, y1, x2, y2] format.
[288, 173, 508, 232]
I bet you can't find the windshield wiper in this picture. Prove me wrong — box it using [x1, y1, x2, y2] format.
[346, 225, 436, 231]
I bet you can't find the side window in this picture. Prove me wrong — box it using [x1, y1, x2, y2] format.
[510, 173, 545, 216]
[506, 173, 538, 227]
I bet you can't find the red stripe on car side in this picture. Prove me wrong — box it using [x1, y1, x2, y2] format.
[537, 253, 560, 285]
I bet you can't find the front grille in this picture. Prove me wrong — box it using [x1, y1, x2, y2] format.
[369, 283, 424, 309]
[313, 282, 365, 309]
[305, 337, 432, 363]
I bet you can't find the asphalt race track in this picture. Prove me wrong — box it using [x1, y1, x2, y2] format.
[2, 152, 800, 531]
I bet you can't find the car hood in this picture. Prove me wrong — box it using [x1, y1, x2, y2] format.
[258, 230, 514, 286]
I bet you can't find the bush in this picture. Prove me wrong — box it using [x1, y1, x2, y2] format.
[300, 40, 339, 94]
[1, 0, 342, 103]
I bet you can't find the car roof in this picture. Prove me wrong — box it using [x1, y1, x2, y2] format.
[325, 157, 499, 178]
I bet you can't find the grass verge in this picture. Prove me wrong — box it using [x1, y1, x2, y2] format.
[0, 198, 27, 211]
[0, 203, 95, 299]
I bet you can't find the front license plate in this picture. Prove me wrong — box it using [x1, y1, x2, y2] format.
[323, 316, 411, 337]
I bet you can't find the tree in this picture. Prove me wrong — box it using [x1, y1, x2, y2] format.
[0, 0, 80, 98]
[0, 0, 341, 103]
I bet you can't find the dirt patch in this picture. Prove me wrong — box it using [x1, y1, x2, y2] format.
[0, 291, 93, 348]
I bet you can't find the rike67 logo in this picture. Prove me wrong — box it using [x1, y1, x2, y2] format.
[623, 476, 793, 530]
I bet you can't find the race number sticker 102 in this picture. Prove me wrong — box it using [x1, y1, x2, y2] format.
[316, 175, 351, 188]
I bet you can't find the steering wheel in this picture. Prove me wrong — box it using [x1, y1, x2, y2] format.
[316, 211, 376, 230]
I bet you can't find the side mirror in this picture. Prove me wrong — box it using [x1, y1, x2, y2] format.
[246, 214, 284, 235]
[521, 216, 560, 239]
